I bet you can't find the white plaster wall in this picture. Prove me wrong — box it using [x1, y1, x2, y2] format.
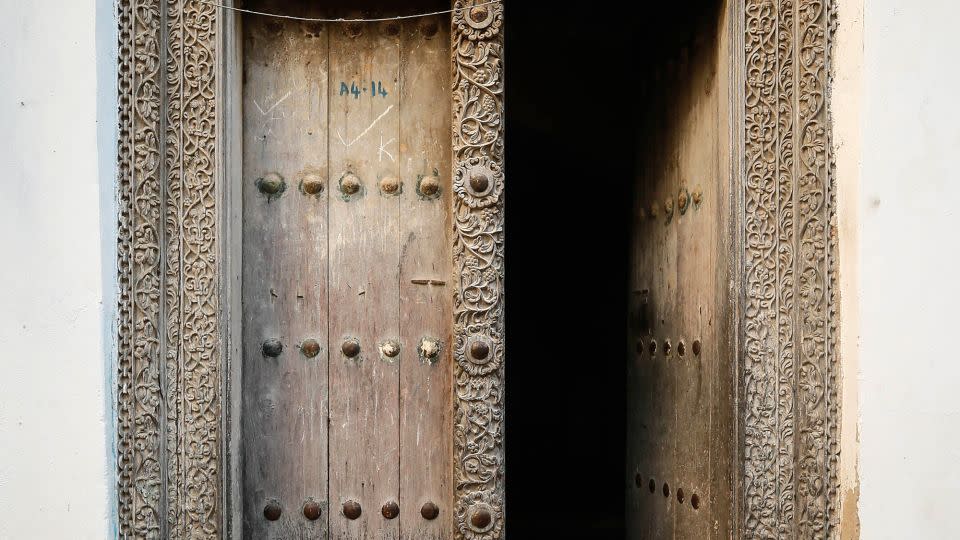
[832, 0, 863, 536]
[0, 1, 116, 538]
[858, 0, 960, 537]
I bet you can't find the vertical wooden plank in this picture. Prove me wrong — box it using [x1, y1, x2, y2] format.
[673, 52, 694, 540]
[673, 38, 719, 539]
[661, 66, 680, 538]
[655, 66, 682, 539]
[241, 13, 330, 539]
[627, 99, 657, 538]
[647, 57, 680, 540]
[223, 7, 244, 538]
[397, 15, 452, 540]
[713, 5, 736, 536]
[627, 13, 736, 535]
[328, 20, 402, 540]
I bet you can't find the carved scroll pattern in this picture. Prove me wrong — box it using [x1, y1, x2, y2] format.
[451, 1, 505, 539]
[119, 1, 219, 538]
[117, 0, 136, 534]
[113, 0, 840, 537]
[795, 0, 836, 536]
[165, 0, 185, 536]
[743, 0, 838, 537]
[128, 1, 165, 538]
[177, 3, 220, 536]
[825, 4, 841, 533]
[775, 0, 797, 535]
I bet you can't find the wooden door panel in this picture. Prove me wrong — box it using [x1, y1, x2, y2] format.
[397, 16, 453, 540]
[327, 18, 403, 540]
[627, 9, 734, 539]
[240, 6, 451, 539]
[241, 14, 331, 540]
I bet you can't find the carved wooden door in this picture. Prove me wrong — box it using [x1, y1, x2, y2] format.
[626, 10, 735, 539]
[240, 7, 452, 539]
[114, 0, 840, 537]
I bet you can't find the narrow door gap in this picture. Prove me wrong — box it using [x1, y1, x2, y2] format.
[324, 19, 332, 532]
[395, 22, 404, 538]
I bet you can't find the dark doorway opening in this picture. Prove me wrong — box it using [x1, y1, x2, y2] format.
[505, 3, 723, 537]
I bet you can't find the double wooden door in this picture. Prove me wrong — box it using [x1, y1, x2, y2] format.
[240, 9, 452, 539]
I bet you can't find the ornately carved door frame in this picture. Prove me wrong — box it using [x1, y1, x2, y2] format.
[115, 0, 840, 538]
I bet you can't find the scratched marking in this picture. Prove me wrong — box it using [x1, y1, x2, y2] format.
[253, 90, 293, 137]
[336, 104, 394, 147]
[378, 134, 395, 163]
[254, 90, 293, 116]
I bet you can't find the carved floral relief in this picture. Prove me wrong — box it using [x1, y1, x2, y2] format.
[116, 0, 838, 538]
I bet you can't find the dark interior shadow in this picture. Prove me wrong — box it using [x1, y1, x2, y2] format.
[505, 3, 720, 537]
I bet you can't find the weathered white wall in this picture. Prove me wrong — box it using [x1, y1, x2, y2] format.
[833, 0, 863, 537]
[857, 0, 960, 537]
[0, 1, 116, 538]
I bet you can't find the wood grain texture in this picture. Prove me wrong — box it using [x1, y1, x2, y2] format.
[626, 6, 734, 539]
[224, 8, 244, 539]
[327, 20, 402, 540]
[237, 8, 452, 539]
[241, 14, 330, 539]
[397, 16, 453, 540]
[236, 14, 328, 538]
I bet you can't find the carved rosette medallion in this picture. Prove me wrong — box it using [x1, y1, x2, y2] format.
[454, 0, 503, 40]
[454, 156, 504, 209]
[455, 491, 504, 540]
[452, 1, 505, 538]
[455, 331, 503, 377]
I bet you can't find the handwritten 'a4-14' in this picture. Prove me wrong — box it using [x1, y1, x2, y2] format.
[340, 81, 389, 99]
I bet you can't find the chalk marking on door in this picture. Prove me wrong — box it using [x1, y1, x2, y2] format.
[378, 134, 395, 162]
[253, 90, 293, 116]
[253, 91, 294, 138]
[336, 104, 394, 147]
